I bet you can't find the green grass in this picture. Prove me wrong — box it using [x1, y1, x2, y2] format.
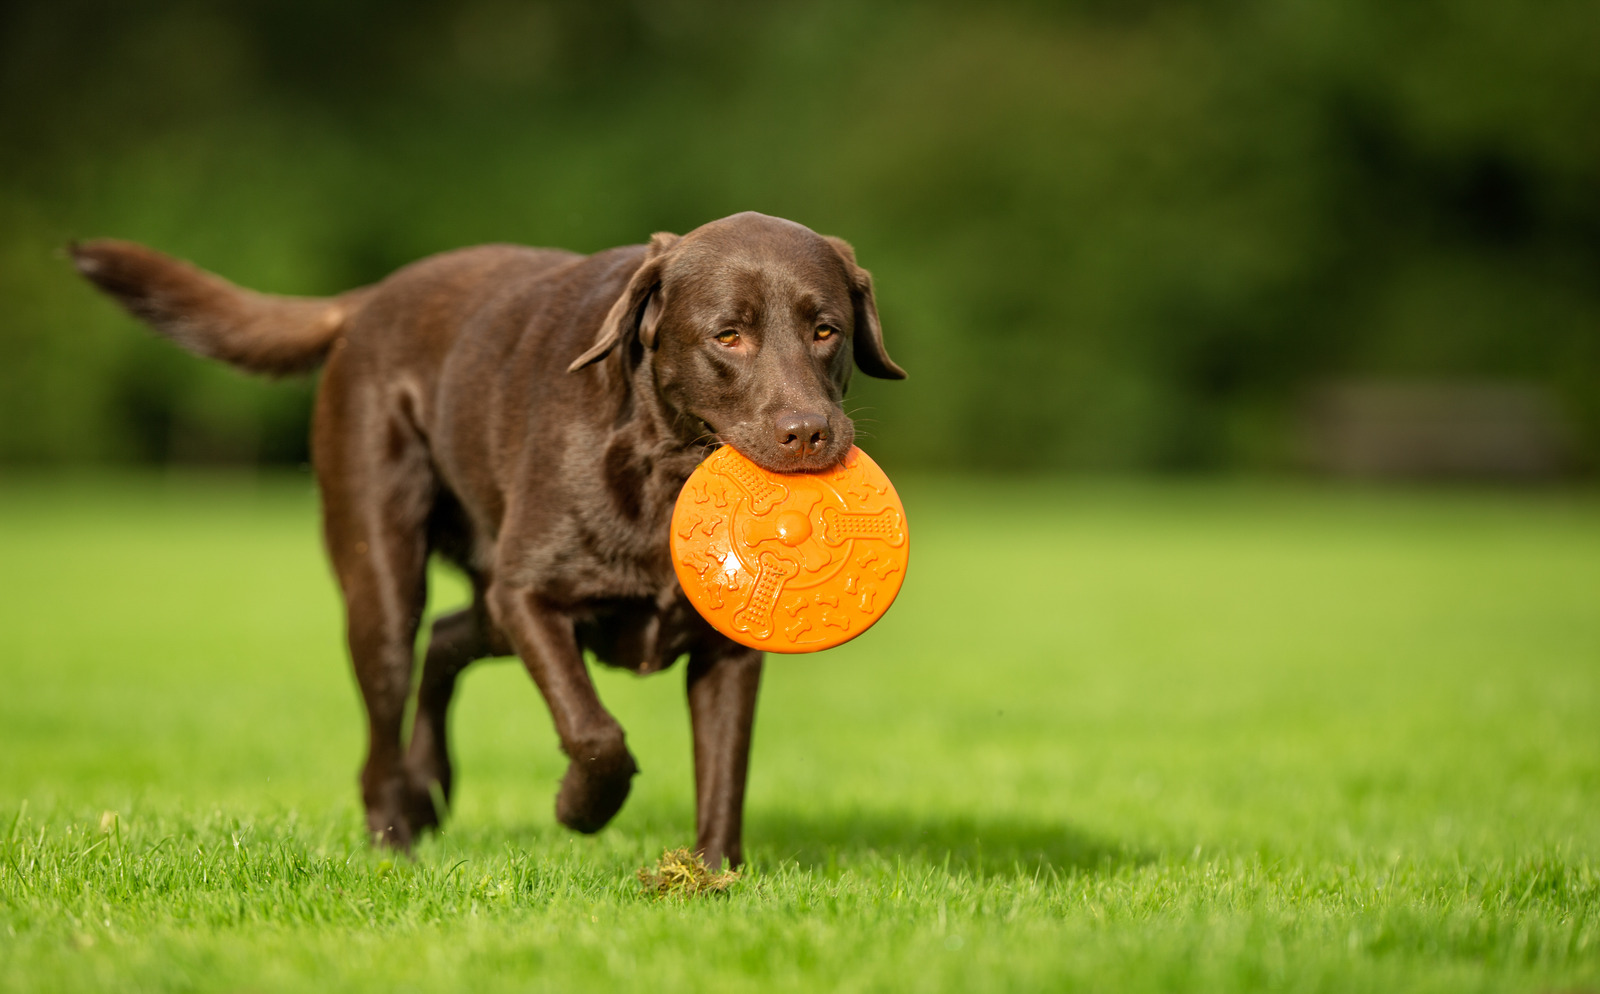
[1, 472, 1597, 992]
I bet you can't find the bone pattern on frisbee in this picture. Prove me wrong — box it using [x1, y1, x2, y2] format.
[670, 446, 909, 653]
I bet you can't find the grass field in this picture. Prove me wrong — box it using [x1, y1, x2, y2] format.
[1, 473, 1597, 992]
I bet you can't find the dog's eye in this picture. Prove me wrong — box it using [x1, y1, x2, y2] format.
[814, 326, 836, 341]
[715, 330, 740, 346]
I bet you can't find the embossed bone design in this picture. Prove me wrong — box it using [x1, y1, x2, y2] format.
[819, 506, 905, 547]
[719, 458, 786, 515]
[739, 491, 833, 574]
[674, 507, 718, 541]
[731, 551, 801, 640]
[740, 490, 820, 547]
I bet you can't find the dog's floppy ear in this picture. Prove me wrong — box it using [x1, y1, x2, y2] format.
[568, 231, 680, 372]
[825, 236, 906, 380]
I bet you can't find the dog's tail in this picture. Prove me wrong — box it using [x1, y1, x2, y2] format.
[71, 239, 372, 376]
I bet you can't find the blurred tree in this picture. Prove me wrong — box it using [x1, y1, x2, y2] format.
[2, 0, 1596, 471]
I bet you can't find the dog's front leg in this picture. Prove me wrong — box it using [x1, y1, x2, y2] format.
[490, 585, 638, 833]
[687, 645, 764, 869]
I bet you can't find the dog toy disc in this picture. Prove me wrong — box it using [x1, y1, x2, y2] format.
[671, 445, 909, 653]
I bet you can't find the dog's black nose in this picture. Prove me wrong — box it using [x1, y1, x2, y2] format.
[774, 411, 829, 459]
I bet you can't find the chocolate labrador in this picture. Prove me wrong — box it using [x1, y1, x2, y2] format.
[72, 211, 905, 868]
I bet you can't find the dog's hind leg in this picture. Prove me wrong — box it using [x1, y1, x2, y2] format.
[315, 371, 439, 850]
[405, 600, 504, 814]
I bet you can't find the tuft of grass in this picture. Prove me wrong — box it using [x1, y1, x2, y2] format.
[636, 848, 741, 898]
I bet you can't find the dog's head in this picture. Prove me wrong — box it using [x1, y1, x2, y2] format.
[569, 212, 905, 473]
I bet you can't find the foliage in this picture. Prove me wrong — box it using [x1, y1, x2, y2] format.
[2, 0, 1597, 470]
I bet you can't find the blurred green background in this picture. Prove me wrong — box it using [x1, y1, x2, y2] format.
[3, 0, 1598, 473]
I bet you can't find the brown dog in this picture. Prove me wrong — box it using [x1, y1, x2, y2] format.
[72, 212, 905, 867]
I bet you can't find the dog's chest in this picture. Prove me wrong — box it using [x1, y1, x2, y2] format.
[575, 589, 710, 673]
[503, 439, 699, 602]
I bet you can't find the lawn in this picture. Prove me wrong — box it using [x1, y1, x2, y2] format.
[1, 472, 1596, 992]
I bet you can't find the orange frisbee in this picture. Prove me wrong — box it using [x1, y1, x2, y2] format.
[671, 445, 909, 653]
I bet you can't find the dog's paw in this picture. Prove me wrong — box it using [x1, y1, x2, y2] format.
[366, 805, 416, 852]
[364, 771, 444, 851]
[555, 741, 638, 834]
[400, 770, 444, 835]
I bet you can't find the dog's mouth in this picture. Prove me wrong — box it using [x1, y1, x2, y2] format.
[691, 416, 721, 450]
[697, 418, 855, 476]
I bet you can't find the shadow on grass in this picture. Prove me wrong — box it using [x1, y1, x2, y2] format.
[748, 809, 1148, 877]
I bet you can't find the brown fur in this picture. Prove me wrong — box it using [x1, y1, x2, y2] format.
[72, 212, 904, 868]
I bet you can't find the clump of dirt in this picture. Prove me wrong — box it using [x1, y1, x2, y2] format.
[636, 848, 740, 898]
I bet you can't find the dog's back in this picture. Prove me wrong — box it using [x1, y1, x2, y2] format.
[71, 240, 579, 379]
